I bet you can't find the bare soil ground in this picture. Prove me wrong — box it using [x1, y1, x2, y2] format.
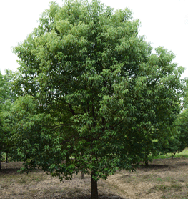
[0, 157, 188, 199]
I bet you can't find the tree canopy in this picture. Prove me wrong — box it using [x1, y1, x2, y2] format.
[0, 70, 18, 168]
[12, 0, 185, 198]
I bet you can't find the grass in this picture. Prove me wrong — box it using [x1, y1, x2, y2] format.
[156, 177, 163, 182]
[149, 184, 183, 192]
[152, 148, 188, 160]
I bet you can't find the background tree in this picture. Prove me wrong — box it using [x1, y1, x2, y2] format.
[0, 70, 18, 169]
[159, 79, 188, 158]
[0, 71, 6, 169]
[12, 0, 185, 198]
[174, 109, 188, 152]
[133, 48, 185, 165]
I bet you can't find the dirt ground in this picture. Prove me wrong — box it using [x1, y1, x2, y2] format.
[0, 157, 188, 199]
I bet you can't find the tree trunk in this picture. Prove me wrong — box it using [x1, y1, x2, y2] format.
[172, 152, 176, 159]
[65, 152, 70, 180]
[66, 152, 69, 165]
[0, 151, 1, 171]
[81, 171, 84, 179]
[91, 170, 98, 199]
[6, 152, 8, 163]
[144, 153, 149, 166]
[145, 160, 149, 166]
[81, 151, 84, 179]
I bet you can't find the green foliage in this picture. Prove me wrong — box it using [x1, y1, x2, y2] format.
[0, 70, 18, 156]
[11, 0, 185, 197]
[154, 125, 182, 158]
[175, 109, 188, 151]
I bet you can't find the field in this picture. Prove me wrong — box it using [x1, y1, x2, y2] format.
[1, 151, 188, 199]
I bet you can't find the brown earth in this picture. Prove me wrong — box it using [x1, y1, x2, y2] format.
[0, 157, 188, 199]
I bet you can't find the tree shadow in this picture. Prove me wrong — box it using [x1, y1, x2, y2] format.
[56, 195, 125, 199]
[0, 166, 42, 175]
[0, 167, 24, 175]
[0, 162, 126, 199]
[137, 164, 170, 171]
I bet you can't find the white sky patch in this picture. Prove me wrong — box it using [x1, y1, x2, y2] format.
[0, 0, 187, 79]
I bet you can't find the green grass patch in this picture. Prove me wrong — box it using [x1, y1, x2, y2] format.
[149, 184, 183, 193]
[152, 148, 188, 160]
[156, 177, 163, 182]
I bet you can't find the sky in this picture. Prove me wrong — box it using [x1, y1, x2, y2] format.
[1, 0, 188, 79]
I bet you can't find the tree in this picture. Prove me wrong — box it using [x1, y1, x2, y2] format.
[174, 109, 188, 152]
[12, 0, 185, 198]
[0, 72, 6, 170]
[158, 80, 188, 158]
[0, 70, 19, 169]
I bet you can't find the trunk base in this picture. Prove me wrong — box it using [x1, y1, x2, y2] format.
[91, 171, 98, 199]
[81, 171, 84, 179]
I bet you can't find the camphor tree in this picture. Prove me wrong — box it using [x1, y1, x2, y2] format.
[136, 47, 186, 165]
[12, 0, 185, 198]
[0, 70, 18, 169]
[175, 110, 188, 151]
[0, 71, 6, 169]
[154, 80, 188, 159]
[173, 83, 188, 153]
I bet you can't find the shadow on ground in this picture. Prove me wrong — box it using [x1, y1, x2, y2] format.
[0, 162, 126, 199]
[138, 164, 170, 171]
